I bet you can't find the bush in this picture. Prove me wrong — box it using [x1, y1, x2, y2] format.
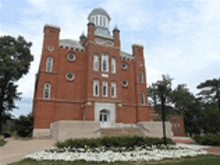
[15, 113, 33, 137]
[56, 136, 175, 149]
[193, 133, 220, 145]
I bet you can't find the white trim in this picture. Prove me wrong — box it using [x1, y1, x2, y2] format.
[141, 93, 145, 106]
[111, 58, 117, 74]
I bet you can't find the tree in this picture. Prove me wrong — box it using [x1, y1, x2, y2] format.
[15, 113, 34, 137]
[172, 84, 202, 135]
[148, 74, 173, 145]
[0, 36, 33, 134]
[197, 78, 220, 112]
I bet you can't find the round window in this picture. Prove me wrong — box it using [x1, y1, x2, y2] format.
[68, 53, 76, 62]
[122, 63, 128, 70]
[139, 63, 143, 67]
[122, 81, 128, 87]
[66, 73, 75, 81]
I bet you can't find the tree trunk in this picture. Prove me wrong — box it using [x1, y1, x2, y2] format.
[161, 95, 167, 145]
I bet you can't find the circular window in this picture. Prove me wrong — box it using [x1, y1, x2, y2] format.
[122, 63, 128, 70]
[139, 63, 143, 67]
[68, 53, 76, 62]
[66, 73, 75, 81]
[122, 81, 128, 87]
[48, 46, 54, 52]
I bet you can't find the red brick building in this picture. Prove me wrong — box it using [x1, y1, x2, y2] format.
[33, 8, 185, 137]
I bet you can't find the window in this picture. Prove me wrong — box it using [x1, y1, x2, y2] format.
[44, 84, 51, 100]
[103, 81, 108, 97]
[102, 54, 109, 72]
[96, 16, 98, 25]
[103, 17, 106, 27]
[139, 73, 145, 83]
[122, 63, 128, 70]
[46, 57, 53, 72]
[93, 80, 100, 97]
[68, 53, 75, 62]
[100, 16, 102, 26]
[111, 82, 117, 98]
[111, 58, 116, 73]
[94, 55, 99, 71]
[141, 93, 145, 106]
[122, 81, 128, 87]
[66, 73, 75, 81]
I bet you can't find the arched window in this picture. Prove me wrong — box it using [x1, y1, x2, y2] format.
[44, 83, 51, 100]
[141, 93, 145, 106]
[94, 55, 99, 71]
[111, 82, 117, 98]
[103, 81, 108, 97]
[139, 72, 145, 83]
[111, 58, 117, 74]
[46, 57, 53, 72]
[93, 80, 100, 97]
[102, 54, 109, 72]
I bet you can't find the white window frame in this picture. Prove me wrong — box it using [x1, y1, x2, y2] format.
[44, 84, 51, 100]
[46, 57, 53, 72]
[141, 93, 145, 106]
[111, 58, 117, 74]
[103, 81, 108, 97]
[94, 55, 99, 71]
[102, 54, 109, 72]
[93, 80, 100, 97]
[111, 82, 117, 98]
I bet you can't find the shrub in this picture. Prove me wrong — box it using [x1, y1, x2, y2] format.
[55, 136, 175, 149]
[193, 133, 220, 145]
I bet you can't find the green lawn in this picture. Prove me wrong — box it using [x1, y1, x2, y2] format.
[0, 140, 7, 147]
[11, 155, 220, 165]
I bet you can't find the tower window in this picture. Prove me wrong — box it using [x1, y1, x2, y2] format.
[103, 81, 108, 97]
[44, 84, 51, 100]
[111, 82, 117, 98]
[66, 73, 75, 81]
[122, 63, 128, 70]
[102, 54, 109, 72]
[93, 80, 100, 97]
[94, 55, 99, 71]
[141, 93, 145, 106]
[96, 16, 98, 25]
[103, 17, 106, 27]
[139, 72, 145, 83]
[111, 58, 117, 74]
[100, 16, 102, 26]
[46, 57, 53, 72]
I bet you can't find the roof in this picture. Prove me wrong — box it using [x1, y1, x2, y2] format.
[88, 8, 111, 20]
[59, 39, 84, 50]
[95, 27, 113, 39]
[120, 51, 134, 59]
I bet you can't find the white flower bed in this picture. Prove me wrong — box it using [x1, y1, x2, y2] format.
[24, 145, 207, 162]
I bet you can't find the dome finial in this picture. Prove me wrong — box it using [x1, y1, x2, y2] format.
[113, 24, 120, 32]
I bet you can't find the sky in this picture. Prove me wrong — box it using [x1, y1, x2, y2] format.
[0, 0, 220, 118]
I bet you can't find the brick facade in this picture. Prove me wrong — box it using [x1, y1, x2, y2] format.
[33, 8, 152, 131]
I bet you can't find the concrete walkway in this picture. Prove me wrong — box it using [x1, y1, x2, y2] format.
[0, 138, 56, 165]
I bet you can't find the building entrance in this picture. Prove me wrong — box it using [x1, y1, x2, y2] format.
[99, 109, 110, 127]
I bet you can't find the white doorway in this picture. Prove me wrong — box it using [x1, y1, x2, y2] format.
[99, 109, 110, 127]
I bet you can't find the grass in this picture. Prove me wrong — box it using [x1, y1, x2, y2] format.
[0, 140, 7, 147]
[10, 155, 220, 165]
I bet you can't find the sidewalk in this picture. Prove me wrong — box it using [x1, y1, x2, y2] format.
[0, 138, 56, 165]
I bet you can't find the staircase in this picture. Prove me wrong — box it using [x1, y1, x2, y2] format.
[100, 127, 145, 137]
